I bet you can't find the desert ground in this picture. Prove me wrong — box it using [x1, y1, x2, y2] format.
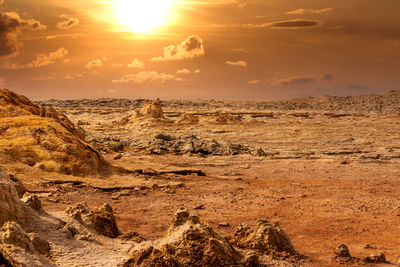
[1, 89, 400, 266]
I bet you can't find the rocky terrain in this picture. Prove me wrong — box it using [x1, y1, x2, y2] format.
[1, 88, 400, 266]
[36, 89, 400, 113]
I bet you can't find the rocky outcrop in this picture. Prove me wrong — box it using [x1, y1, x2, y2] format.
[0, 89, 108, 176]
[135, 101, 165, 120]
[0, 169, 27, 226]
[126, 209, 244, 267]
[65, 203, 121, 238]
[0, 168, 54, 266]
[125, 210, 303, 267]
[148, 134, 250, 156]
[233, 220, 296, 256]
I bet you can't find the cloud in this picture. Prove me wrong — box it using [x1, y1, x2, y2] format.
[286, 8, 333, 15]
[27, 47, 68, 68]
[176, 69, 200, 74]
[112, 71, 182, 84]
[226, 60, 247, 67]
[112, 64, 123, 68]
[323, 73, 334, 81]
[5, 12, 46, 30]
[1, 47, 68, 69]
[65, 73, 83, 80]
[0, 11, 46, 58]
[248, 79, 260, 85]
[151, 35, 205, 61]
[245, 19, 321, 29]
[56, 15, 79, 30]
[127, 58, 144, 69]
[347, 84, 370, 91]
[86, 59, 103, 69]
[271, 73, 334, 87]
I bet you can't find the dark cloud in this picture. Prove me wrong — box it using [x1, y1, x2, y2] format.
[268, 19, 321, 29]
[323, 73, 334, 81]
[0, 11, 46, 58]
[245, 19, 322, 29]
[271, 73, 334, 87]
[347, 84, 370, 91]
[56, 15, 79, 30]
[151, 35, 205, 61]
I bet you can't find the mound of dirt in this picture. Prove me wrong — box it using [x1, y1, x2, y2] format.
[0, 89, 108, 176]
[126, 209, 302, 267]
[135, 101, 165, 120]
[65, 203, 121, 238]
[126, 209, 244, 266]
[232, 220, 298, 257]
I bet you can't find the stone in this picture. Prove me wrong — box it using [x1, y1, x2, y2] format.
[155, 133, 174, 141]
[334, 244, 351, 258]
[0, 221, 32, 251]
[66, 203, 120, 238]
[7, 174, 27, 198]
[28, 233, 51, 255]
[22, 194, 43, 213]
[363, 252, 387, 263]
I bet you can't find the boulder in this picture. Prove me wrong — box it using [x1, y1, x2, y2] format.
[65, 203, 120, 238]
[363, 252, 387, 263]
[22, 194, 43, 213]
[334, 244, 351, 258]
[28, 233, 51, 255]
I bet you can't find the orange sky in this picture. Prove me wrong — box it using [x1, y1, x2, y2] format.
[0, 0, 399, 100]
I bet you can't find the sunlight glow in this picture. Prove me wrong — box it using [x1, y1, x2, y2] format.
[116, 0, 172, 33]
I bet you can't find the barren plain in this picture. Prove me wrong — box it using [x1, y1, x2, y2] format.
[1, 89, 400, 266]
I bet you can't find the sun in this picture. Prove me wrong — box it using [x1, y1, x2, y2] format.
[116, 0, 172, 33]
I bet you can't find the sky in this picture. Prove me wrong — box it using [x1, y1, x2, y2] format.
[0, 0, 399, 100]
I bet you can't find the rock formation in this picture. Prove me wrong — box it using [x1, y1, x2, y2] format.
[0, 89, 108, 176]
[125, 209, 244, 266]
[0, 168, 54, 266]
[135, 101, 165, 120]
[125, 209, 302, 267]
[65, 203, 121, 238]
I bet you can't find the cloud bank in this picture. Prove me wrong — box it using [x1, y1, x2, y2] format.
[112, 71, 182, 84]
